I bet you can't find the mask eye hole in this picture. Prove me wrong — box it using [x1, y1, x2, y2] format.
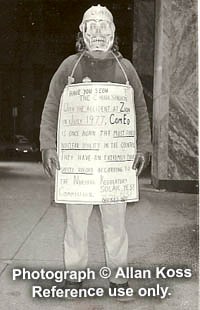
[90, 22, 97, 30]
[99, 21, 107, 30]
[85, 21, 97, 34]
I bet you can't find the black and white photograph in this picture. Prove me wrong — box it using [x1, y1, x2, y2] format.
[0, 0, 198, 309]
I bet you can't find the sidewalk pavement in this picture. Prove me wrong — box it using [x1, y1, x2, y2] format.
[0, 161, 198, 310]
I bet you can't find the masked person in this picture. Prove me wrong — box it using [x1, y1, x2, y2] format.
[40, 4, 152, 295]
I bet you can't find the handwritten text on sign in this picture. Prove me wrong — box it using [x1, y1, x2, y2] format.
[55, 82, 138, 204]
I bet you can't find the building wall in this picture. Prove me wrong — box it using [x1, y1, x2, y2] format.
[152, 0, 198, 187]
[168, 0, 198, 180]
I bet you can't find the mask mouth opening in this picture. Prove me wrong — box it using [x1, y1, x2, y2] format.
[91, 37, 106, 43]
[88, 39, 111, 52]
[91, 37, 105, 41]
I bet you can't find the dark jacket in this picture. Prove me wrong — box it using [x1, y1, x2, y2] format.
[40, 52, 152, 153]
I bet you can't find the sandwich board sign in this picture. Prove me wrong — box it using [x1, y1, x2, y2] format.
[55, 82, 138, 204]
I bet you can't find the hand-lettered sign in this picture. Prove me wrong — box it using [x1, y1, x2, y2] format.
[55, 82, 138, 204]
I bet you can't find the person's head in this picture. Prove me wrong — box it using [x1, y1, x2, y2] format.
[79, 4, 116, 56]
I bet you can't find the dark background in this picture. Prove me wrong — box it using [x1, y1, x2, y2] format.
[0, 0, 134, 148]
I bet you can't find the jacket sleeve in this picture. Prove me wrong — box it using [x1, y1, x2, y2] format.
[121, 58, 152, 154]
[39, 56, 75, 151]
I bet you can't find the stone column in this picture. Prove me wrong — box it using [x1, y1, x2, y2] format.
[152, 0, 198, 192]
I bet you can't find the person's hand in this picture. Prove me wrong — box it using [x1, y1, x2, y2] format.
[132, 152, 150, 176]
[42, 149, 60, 178]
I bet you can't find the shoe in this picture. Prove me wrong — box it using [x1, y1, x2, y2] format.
[110, 282, 129, 289]
[109, 281, 134, 302]
[62, 279, 83, 290]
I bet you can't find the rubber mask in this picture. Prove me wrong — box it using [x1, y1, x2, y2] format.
[82, 19, 115, 52]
